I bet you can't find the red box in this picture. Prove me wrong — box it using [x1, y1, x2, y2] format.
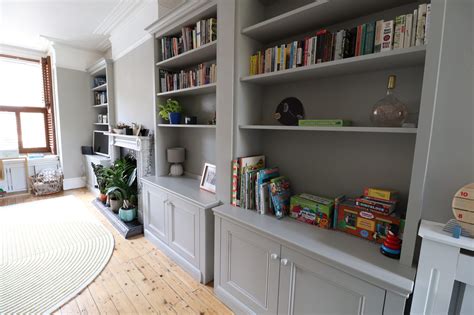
[335, 199, 403, 243]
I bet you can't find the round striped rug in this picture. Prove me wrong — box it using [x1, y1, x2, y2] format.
[0, 195, 114, 313]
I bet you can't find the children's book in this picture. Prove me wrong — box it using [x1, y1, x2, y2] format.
[231, 159, 240, 206]
[269, 176, 291, 219]
[256, 167, 280, 213]
[239, 155, 265, 209]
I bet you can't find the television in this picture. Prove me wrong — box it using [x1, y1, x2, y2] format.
[93, 131, 109, 157]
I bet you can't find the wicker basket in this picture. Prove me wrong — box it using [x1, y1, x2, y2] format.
[29, 169, 64, 196]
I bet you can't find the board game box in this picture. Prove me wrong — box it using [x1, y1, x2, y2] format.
[290, 194, 334, 229]
[335, 198, 404, 243]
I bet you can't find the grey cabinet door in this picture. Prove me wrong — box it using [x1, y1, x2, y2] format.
[167, 195, 200, 267]
[219, 220, 281, 314]
[144, 186, 168, 243]
[278, 246, 385, 315]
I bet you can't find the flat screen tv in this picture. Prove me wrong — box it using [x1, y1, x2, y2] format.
[93, 131, 109, 157]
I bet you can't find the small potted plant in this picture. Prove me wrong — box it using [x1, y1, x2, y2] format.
[159, 98, 183, 124]
[91, 163, 108, 203]
[108, 192, 122, 213]
[106, 168, 138, 222]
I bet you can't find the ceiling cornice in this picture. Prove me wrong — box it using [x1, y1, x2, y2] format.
[145, 0, 215, 36]
[93, 0, 142, 36]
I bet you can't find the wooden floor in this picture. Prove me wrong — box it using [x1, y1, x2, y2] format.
[0, 189, 233, 315]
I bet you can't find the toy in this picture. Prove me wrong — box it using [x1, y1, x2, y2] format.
[452, 183, 474, 236]
[380, 227, 402, 259]
[335, 198, 403, 244]
[290, 194, 334, 229]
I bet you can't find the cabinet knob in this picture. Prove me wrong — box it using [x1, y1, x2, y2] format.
[270, 253, 279, 260]
[280, 258, 289, 266]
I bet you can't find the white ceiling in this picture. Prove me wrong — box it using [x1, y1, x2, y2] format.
[0, 0, 148, 53]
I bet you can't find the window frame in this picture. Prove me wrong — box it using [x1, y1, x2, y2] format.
[0, 55, 55, 154]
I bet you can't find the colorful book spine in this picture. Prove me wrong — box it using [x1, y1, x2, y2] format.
[269, 176, 291, 219]
[364, 22, 376, 55]
[355, 25, 362, 56]
[374, 20, 384, 53]
[416, 3, 427, 46]
[359, 23, 367, 55]
[424, 4, 431, 45]
[411, 9, 418, 47]
[404, 13, 413, 48]
[381, 20, 394, 52]
[393, 15, 406, 49]
[231, 159, 240, 206]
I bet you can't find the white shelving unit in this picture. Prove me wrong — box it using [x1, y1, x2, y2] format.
[87, 58, 115, 159]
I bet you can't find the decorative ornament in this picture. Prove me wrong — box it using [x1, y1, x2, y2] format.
[274, 97, 304, 126]
[370, 75, 408, 127]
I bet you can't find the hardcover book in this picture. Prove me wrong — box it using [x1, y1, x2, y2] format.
[269, 176, 291, 219]
[381, 20, 394, 52]
[364, 22, 376, 55]
[374, 20, 384, 53]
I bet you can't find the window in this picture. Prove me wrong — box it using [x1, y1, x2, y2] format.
[0, 55, 56, 153]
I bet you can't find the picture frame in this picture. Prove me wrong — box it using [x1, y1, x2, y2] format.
[200, 163, 216, 193]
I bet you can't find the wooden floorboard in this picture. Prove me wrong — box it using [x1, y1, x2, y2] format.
[0, 189, 233, 315]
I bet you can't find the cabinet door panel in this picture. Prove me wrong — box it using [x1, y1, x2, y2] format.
[167, 195, 199, 266]
[220, 220, 280, 314]
[278, 246, 385, 315]
[144, 187, 168, 243]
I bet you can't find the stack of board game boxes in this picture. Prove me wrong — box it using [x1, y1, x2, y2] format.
[335, 188, 404, 244]
[248, 3, 431, 76]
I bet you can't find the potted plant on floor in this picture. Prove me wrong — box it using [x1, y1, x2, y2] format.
[106, 168, 138, 222]
[158, 98, 183, 124]
[104, 156, 136, 213]
[91, 163, 108, 203]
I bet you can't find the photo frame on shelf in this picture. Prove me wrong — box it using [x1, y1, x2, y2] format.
[200, 163, 216, 193]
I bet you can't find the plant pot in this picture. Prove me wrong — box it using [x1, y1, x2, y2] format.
[169, 112, 182, 124]
[99, 193, 107, 204]
[109, 198, 123, 213]
[118, 207, 136, 222]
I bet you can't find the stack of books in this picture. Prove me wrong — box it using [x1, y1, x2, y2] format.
[231, 155, 291, 218]
[355, 188, 399, 215]
[94, 91, 107, 105]
[159, 63, 217, 92]
[248, 3, 431, 75]
[160, 18, 217, 60]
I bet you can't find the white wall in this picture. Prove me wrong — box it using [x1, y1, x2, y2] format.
[113, 38, 155, 131]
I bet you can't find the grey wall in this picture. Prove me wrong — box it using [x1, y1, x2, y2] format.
[420, 0, 474, 223]
[113, 38, 155, 131]
[55, 67, 94, 179]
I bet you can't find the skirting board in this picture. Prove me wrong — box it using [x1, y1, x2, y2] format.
[63, 177, 86, 190]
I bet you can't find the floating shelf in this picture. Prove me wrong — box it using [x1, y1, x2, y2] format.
[91, 83, 107, 91]
[241, 46, 426, 85]
[92, 103, 108, 108]
[242, 0, 414, 43]
[239, 125, 417, 134]
[157, 83, 217, 97]
[156, 41, 217, 70]
[158, 124, 216, 129]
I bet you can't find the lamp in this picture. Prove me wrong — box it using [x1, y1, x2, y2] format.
[167, 147, 185, 176]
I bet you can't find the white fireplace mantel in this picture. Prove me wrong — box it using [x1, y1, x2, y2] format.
[106, 132, 154, 222]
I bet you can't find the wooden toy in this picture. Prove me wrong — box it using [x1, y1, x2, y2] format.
[452, 183, 474, 235]
[380, 228, 402, 259]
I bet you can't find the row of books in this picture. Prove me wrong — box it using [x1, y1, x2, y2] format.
[249, 3, 431, 75]
[159, 63, 217, 93]
[232, 155, 291, 218]
[160, 18, 217, 61]
[94, 91, 107, 105]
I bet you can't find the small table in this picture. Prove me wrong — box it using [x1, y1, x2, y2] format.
[412, 220, 474, 314]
